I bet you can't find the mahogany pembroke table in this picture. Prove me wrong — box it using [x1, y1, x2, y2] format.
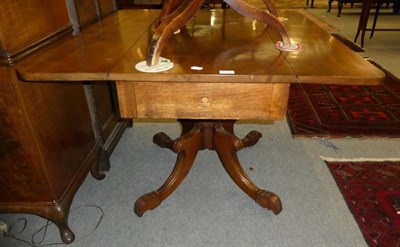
[17, 7, 384, 225]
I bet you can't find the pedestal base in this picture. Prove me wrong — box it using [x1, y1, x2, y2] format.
[134, 120, 282, 217]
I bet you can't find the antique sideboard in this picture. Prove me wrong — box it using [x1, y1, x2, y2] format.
[0, 0, 128, 244]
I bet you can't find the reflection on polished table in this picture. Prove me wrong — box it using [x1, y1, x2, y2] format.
[17, 9, 384, 217]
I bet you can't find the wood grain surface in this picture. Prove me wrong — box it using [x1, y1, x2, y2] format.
[17, 9, 384, 85]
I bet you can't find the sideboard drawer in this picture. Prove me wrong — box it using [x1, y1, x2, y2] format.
[116, 81, 289, 120]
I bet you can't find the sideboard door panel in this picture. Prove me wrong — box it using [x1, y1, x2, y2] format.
[0, 0, 70, 53]
[0, 67, 50, 202]
[16, 79, 95, 198]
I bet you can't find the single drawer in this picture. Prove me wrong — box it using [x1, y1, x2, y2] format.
[116, 81, 289, 120]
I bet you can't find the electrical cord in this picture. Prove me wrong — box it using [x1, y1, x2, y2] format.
[3, 204, 104, 247]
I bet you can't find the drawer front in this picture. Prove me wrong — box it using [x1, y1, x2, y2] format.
[116, 81, 289, 120]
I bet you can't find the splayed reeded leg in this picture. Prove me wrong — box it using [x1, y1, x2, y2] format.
[214, 123, 282, 215]
[134, 122, 203, 217]
[134, 120, 282, 217]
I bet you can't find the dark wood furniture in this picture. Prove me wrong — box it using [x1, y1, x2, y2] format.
[354, 0, 400, 47]
[0, 0, 127, 244]
[17, 8, 384, 218]
[327, 0, 362, 17]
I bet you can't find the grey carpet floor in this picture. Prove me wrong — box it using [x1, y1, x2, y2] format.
[1, 7, 400, 247]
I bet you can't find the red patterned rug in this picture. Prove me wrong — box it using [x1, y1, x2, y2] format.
[286, 60, 400, 138]
[326, 160, 400, 246]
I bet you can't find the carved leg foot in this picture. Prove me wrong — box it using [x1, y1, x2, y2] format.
[153, 132, 175, 150]
[134, 191, 162, 217]
[90, 165, 106, 180]
[58, 223, 75, 244]
[214, 123, 282, 215]
[46, 207, 75, 244]
[237, 130, 262, 150]
[255, 190, 282, 215]
[134, 123, 203, 217]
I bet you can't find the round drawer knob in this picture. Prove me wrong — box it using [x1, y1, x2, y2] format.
[200, 97, 211, 107]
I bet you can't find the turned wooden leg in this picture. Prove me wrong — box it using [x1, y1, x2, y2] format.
[89, 149, 107, 180]
[327, 0, 333, 12]
[134, 123, 204, 217]
[337, 2, 343, 17]
[370, 4, 381, 39]
[84, 84, 110, 176]
[214, 123, 282, 215]
[354, 0, 372, 48]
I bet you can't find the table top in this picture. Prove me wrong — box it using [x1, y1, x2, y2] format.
[17, 9, 384, 85]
